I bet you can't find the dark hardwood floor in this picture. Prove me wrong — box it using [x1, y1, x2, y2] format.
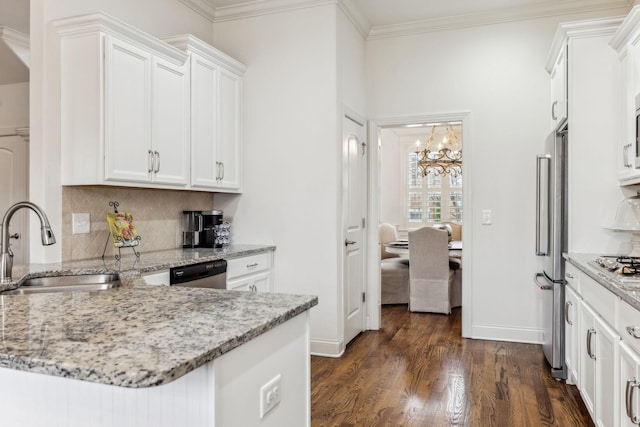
[311, 305, 593, 427]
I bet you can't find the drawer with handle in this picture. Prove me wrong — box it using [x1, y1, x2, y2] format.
[618, 299, 640, 355]
[226, 253, 271, 280]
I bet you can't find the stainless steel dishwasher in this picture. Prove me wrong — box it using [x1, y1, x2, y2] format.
[169, 259, 227, 289]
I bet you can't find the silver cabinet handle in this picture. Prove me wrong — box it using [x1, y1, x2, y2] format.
[148, 149, 154, 173]
[345, 239, 356, 246]
[587, 328, 596, 360]
[627, 326, 640, 339]
[215, 162, 221, 181]
[627, 378, 640, 423]
[551, 101, 558, 120]
[565, 301, 573, 325]
[220, 162, 224, 180]
[154, 151, 160, 173]
[246, 263, 258, 269]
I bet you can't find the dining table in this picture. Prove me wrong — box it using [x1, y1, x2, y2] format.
[384, 240, 462, 259]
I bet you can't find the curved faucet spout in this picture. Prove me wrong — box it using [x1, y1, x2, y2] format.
[0, 201, 56, 283]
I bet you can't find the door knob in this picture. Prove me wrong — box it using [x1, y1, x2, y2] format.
[345, 239, 356, 246]
[10, 233, 20, 239]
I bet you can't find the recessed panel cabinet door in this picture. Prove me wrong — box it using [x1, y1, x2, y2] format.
[216, 68, 242, 190]
[104, 36, 152, 183]
[151, 57, 189, 186]
[190, 56, 218, 188]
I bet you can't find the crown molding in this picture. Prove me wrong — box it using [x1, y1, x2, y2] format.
[163, 34, 247, 73]
[545, 16, 624, 71]
[367, 0, 633, 40]
[179, 0, 216, 22]
[54, 12, 188, 65]
[0, 26, 30, 68]
[213, 0, 336, 22]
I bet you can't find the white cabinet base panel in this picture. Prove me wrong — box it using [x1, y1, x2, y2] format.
[0, 312, 310, 427]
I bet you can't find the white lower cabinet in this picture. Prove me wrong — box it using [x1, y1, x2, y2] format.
[620, 342, 640, 426]
[226, 251, 274, 292]
[567, 262, 620, 427]
[565, 283, 580, 386]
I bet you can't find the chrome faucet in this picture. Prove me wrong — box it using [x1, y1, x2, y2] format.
[0, 202, 56, 283]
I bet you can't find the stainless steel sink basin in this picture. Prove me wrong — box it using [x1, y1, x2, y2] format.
[2, 274, 121, 295]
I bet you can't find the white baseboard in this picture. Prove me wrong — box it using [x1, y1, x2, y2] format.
[310, 337, 345, 357]
[471, 323, 544, 344]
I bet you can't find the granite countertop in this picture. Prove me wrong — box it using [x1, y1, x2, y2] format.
[0, 245, 319, 388]
[2, 244, 276, 292]
[564, 253, 640, 311]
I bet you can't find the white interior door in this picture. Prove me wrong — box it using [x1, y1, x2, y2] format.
[343, 112, 367, 346]
[0, 135, 28, 264]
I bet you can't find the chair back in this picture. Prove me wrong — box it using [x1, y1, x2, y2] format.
[409, 227, 449, 282]
[379, 223, 400, 259]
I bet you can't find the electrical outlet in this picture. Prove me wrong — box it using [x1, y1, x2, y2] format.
[72, 213, 91, 234]
[260, 374, 281, 418]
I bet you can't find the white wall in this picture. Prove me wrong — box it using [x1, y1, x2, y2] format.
[367, 10, 627, 343]
[0, 82, 28, 130]
[379, 129, 403, 228]
[212, 5, 346, 354]
[28, 0, 212, 263]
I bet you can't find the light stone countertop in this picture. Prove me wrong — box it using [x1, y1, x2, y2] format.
[564, 253, 640, 311]
[0, 245, 319, 388]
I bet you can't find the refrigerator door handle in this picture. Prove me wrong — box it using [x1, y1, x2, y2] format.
[536, 155, 551, 256]
[534, 272, 552, 290]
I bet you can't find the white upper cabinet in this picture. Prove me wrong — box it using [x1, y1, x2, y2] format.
[611, 6, 640, 185]
[56, 13, 190, 189]
[164, 35, 246, 193]
[549, 44, 567, 131]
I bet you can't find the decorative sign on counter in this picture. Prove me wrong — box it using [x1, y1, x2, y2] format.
[103, 201, 141, 261]
[106, 212, 139, 248]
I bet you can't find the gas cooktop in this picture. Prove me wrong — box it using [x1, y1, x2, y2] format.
[591, 256, 640, 284]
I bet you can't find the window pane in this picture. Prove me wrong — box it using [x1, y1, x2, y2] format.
[449, 191, 463, 222]
[427, 173, 441, 188]
[408, 191, 423, 222]
[426, 192, 441, 222]
[408, 152, 421, 188]
[449, 171, 462, 187]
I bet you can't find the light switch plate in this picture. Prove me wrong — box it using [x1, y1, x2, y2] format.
[482, 210, 492, 225]
[72, 213, 91, 234]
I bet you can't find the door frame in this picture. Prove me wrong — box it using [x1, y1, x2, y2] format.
[367, 112, 472, 337]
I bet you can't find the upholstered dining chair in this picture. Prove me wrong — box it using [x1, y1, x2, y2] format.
[379, 223, 409, 304]
[408, 226, 460, 314]
[441, 221, 462, 241]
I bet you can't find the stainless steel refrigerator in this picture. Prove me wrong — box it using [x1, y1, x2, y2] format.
[535, 125, 568, 380]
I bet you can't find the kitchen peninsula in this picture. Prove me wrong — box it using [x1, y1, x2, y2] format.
[0, 245, 318, 427]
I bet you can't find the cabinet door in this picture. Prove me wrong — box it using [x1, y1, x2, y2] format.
[216, 68, 242, 191]
[227, 276, 252, 291]
[550, 45, 568, 130]
[151, 57, 189, 186]
[620, 342, 640, 427]
[190, 55, 219, 189]
[251, 270, 271, 292]
[595, 314, 619, 427]
[104, 36, 152, 183]
[619, 50, 635, 178]
[565, 285, 580, 386]
[580, 300, 597, 419]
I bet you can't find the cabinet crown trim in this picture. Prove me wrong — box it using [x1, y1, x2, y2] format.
[545, 16, 624, 72]
[611, 5, 640, 51]
[163, 34, 246, 75]
[54, 12, 188, 66]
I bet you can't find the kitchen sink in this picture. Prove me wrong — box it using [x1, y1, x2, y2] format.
[2, 274, 121, 295]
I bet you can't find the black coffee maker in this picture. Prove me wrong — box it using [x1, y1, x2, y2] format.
[182, 210, 223, 248]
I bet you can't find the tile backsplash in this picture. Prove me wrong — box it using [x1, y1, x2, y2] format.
[62, 186, 213, 261]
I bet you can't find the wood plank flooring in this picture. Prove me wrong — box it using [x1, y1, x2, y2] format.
[311, 305, 593, 427]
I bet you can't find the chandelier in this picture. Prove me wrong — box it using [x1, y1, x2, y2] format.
[415, 124, 462, 177]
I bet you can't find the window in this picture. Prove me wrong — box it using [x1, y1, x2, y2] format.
[403, 142, 462, 229]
